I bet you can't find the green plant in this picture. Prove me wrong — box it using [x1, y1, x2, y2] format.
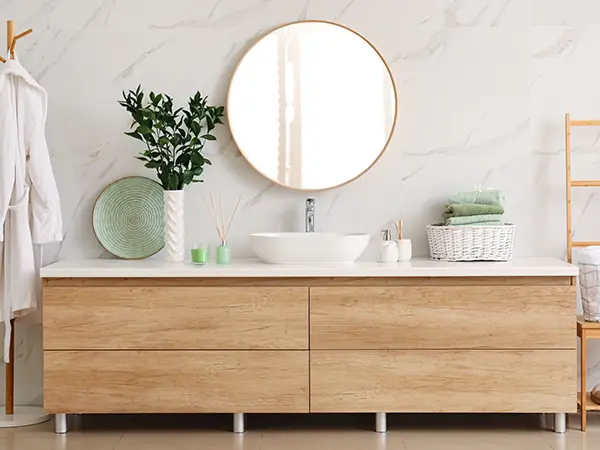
[119, 85, 225, 190]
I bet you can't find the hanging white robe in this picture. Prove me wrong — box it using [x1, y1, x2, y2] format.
[0, 57, 62, 362]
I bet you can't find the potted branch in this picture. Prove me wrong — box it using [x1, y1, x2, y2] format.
[119, 86, 225, 262]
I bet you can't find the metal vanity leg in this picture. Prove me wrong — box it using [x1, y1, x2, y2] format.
[375, 412, 387, 433]
[553, 413, 566, 434]
[233, 413, 245, 433]
[55, 414, 67, 434]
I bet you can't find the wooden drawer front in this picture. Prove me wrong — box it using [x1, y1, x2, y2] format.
[44, 350, 309, 413]
[43, 287, 308, 350]
[310, 286, 575, 349]
[310, 350, 576, 413]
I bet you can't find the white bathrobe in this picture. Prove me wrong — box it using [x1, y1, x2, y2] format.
[0, 57, 62, 362]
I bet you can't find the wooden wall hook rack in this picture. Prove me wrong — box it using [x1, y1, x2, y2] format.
[4, 20, 33, 61]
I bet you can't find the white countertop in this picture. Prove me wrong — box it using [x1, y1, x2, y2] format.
[40, 257, 577, 278]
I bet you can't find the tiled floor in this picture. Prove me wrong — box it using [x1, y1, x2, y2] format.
[0, 413, 598, 450]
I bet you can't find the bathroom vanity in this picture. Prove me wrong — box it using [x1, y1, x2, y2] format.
[40, 258, 577, 434]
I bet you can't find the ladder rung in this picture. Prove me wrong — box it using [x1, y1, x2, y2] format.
[571, 180, 600, 187]
[573, 241, 600, 248]
[571, 120, 600, 126]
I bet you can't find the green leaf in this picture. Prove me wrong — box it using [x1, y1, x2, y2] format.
[132, 112, 143, 124]
[159, 172, 169, 189]
[200, 134, 216, 141]
[170, 135, 181, 147]
[191, 153, 204, 166]
[204, 158, 212, 166]
[136, 125, 152, 135]
[145, 161, 160, 169]
[176, 153, 191, 167]
[124, 131, 144, 141]
[145, 133, 157, 146]
[183, 170, 195, 185]
[167, 173, 179, 190]
[191, 121, 201, 136]
[140, 108, 156, 120]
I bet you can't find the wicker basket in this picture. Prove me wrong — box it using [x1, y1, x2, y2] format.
[426, 223, 515, 261]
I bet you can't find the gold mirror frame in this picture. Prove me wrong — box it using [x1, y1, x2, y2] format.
[227, 20, 398, 192]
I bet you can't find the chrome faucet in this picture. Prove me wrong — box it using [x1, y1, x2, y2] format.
[305, 198, 315, 233]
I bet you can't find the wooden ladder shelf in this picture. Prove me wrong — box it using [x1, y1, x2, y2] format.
[564, 113, 600, 263]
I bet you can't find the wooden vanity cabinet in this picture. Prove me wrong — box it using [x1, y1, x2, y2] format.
[42, 276, 576, 416]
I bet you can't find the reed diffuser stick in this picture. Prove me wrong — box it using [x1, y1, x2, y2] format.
[209, 191, 223, 239]
[224, 193, 243, 240]
[395, 220, 403, 240]
[202, 196, 224, 242]
[203, 191, 244, 245]
[219, 193, 225, 241]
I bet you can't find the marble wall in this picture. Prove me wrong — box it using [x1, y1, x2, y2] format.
[2, 0, 600, 405]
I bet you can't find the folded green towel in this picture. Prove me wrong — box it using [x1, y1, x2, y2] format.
[448, 189, 505, 207]
[444, 203, 504, 218]
[444, 214, 504, 226]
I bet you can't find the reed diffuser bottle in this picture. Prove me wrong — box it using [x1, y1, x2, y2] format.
[203, 191, 243, 266]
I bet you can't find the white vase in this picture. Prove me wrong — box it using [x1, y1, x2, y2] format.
[164, 190, 185, 262]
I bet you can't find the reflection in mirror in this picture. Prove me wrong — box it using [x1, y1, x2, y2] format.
[228, 21, 397, 191]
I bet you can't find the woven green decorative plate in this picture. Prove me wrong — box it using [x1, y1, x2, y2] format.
[93, 177, 164, 259]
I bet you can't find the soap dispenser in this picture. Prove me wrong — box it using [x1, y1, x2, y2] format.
[377, 229, 398, 263]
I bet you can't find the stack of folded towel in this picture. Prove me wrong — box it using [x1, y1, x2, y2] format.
[443, 188, 505, 226]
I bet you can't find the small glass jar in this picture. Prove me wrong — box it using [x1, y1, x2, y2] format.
[190, 244, 210, 265]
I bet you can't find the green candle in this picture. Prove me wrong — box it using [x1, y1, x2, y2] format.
[190, 245, 210, 265]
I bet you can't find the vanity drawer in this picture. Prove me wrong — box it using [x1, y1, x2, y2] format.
[310, 286, 575, 349]
[44, 350, 309, 413]
[310, 350, 576, 413]
[43, 287, 308, 350]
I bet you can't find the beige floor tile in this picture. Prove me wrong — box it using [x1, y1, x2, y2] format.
[394, 414, 551, 450]
[114, 430, 261, 450]
[402, 430, 551, 450]
[0, 430, 124, 450]
[259, 430, 406, 450]
[0, 415, 127, 450]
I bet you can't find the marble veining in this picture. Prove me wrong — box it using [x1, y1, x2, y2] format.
[1, 0, 600, 404]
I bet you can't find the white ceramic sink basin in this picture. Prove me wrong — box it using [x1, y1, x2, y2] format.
[250, 232, 370, 264]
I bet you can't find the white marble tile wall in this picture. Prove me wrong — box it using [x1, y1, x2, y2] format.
[1, 0, 599, 406]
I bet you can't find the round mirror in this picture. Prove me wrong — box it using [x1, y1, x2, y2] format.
[228, 21, 397, 191]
